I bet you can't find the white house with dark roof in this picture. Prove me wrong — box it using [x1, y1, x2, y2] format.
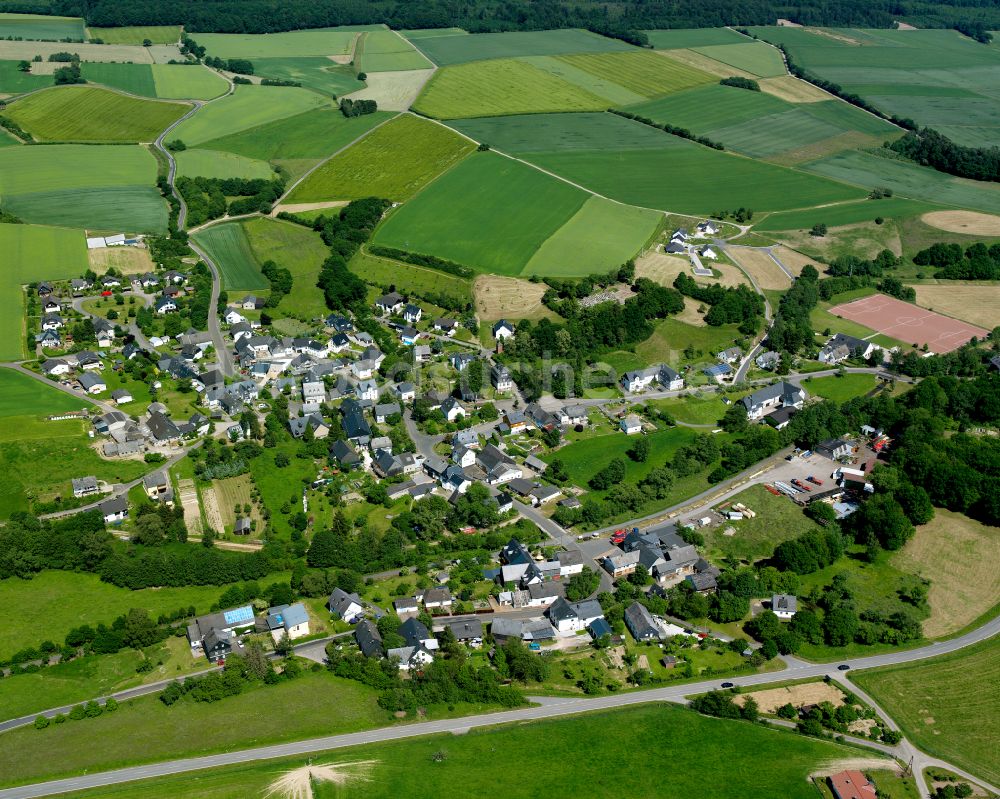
[327, 588, 363, 622]
[741, 381, 806, 421]
[492, 319, 515, 340]
[772, 594, 798, 620]
[546, 597, 604, 633]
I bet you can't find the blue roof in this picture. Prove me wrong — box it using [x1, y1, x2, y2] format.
[703, 364, 733, 376]
[222, 605, 255, 625]
[273, 602, 309, 630]
[589, 618, 613, 638]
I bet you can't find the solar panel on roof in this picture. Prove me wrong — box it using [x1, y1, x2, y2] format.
[222, 605, 254, 625]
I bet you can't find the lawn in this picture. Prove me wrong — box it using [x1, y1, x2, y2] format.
[191, 223, 267, 291]
[150, 64, 229, 100]
[0, 672, 386, 788]
[243, 216, 332, 317]
[414, 28, 633, 67]
[195, 27, 368, 59]
[372, 151, 587, 275]
[413, 58, 608, 119]
[800, 373, 877, 403]
[0, 370, 87, 417]
[648, 394, 729, 426]
[286, 114, 473, 203]
[854, 636, 1000, 786]
[523, 196, 661, 277]
[169, 85, 331, 146]
[251, 56, 359, 97]
[88, 25, 181, 44]
[54, 699, 876, 799]
[356, 29, 433, 72]
[349, 250, 473, 305]
[0, 224, 87, 360]
[704, 484, 817, 563]
[174, 149, 274, 181]
[0, 12, 85, 40]
[4, 86, 188, 142]
[754, 197, 939, 232]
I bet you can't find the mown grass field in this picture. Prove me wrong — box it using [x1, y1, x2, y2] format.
[704, 484, 817, 563]
[0, 12, 84, 40]
[0, 370, 87, 418]
[0, 59, 56, 93]
[195, 27, 370, 59]
[5, 86, 187, 142]
[645, 28, 749, 49]
[252, 56, 359, 96]
[243, 217, 331, 317]
[287, 113, 472, 203]
[691, 41, 785, 77]
[524, 196, 661, 276]
[151, 64, 229, 99]
[854, 636, 999, 785]
[357, 29, 432, 72]
[555, 49, 713, 97]
[0, 224, 87, 360]
[78, 62, 157, 97]
[754, 197, 939, 231]
[191, 223, 267, 291]
[350, 250, 473, 304]
[6, 186, 167, 233]
[170, 85, 330, 145]
[174, 149, 274, 181]
[801, 373, 877, 403]
[57, 703, 875, 799]
[414, 27, 632, 66]
[88, 25, 181, 44]
[450, 111, 670, 152]
[373, 151, 587, 275]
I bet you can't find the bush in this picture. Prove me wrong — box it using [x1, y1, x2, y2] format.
[34, 715, 50, 730]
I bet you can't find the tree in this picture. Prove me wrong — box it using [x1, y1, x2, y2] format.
[627, 436, 650, 462]
[810, 223, 828, 237]
[822, 605, 859, 646]
[720, 403, 749, 433]
[589, 457, 626, 490]
[565, 568, 600, 601]
[17, 60, 30, 72]
[122, 608, 158, 649]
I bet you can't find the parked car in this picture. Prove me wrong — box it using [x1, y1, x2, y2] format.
[837, 664, 851, 671]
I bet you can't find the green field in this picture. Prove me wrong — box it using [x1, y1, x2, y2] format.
[243, 217, 332, 317]
[196, 27, 372, 59]
[0, 127, 17, 146]
[635, 316, 743, 367]
[854, 637, 999, 785]
[88, 25, 181, 44]
[191, 223, 267, 291]
[0, 370, 87, 418]
[169, 85, 331, 146]
[5, 86, 187, 142]
[78, 62, 157, 97]
[754, 197, 939, 231]
[450, 111, 671, 152]
[524, 196, 661, 276]
[415, 27, 633, 66]
[646, 28, 749, 49]
[287, 113, 473, 202]
[373, 152, 587, 275]
[0, 12, 84, 40]
[356, 29, 433, 72]
[251, 56, 359, 96]
[555, 49, 713, 97]
[0, 144, 165, 231]
[0, 59, 54, 93]
[704, 484, 817, 563]
[691, 41, 786, 77]
[0, 224, 87, 360]
[349, 250, 473, 304]
[55, 703, 876, 799]
[801, 373, 877, 403]
[174, 149, 274, 180]
[150, 64, 229, 99]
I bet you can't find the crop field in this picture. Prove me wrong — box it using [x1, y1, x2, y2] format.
[413, 28, 633, 66]
[243, 217, 331, 316]
[0, 12, 84, 40]
[287, 114, 472, 203]
[195, 27, 370, 59]
[854, 637, 999, 785]
[911, 284, 1000, 330]
[169, 85, 330, 145]
[555, 50, 713, 98]
[646, 27, 749, 49]
[0, 128, 16, 146]
[351, 250, 473, 304]
[0, 59, 52, 93]
[192, 223, 267, 291]
[373, 152, 587, 275]
[88, 25, 181, 44]
[755, 197, 938, 231]
[5, 86, 187, 142]
[150, 64, 229, 99]
[413, 58, 608, 118]
[920, 209, 1000, 236]
[0, 40, 153, 62]
[357, 29, 433, 72]
[78, 62, 157, 97]
[0, 370, 86, 418]
[252, 57, 359, 97]
[690, 41, 786, 77]
[524, 196, 661, 277]
[174, 149, 274, 180]
[6, 186, 166, 232]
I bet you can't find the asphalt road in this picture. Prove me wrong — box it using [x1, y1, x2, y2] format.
[3, 614, 996, 799]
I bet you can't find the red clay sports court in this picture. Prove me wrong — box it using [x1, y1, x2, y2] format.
[827, 293, 989, 353]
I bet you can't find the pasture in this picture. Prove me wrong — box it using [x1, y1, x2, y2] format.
[0, 40, 153, 62]
[754, 197, 937, 231]
[252, 57, 358, 97]
[645, 28, 748, 49]
[174, 149, 274, 181]
[372, 151, 587, 275]
[690, 41, 785, 77]
[0, 12, 84, 40]
[351, 250, 473, 305]
[911, 284, 1000, 330]
[169, 84, 330, 145]
[192, 223, 267, 291]
[0, 224, 87, 360]
[244, 217, 332, 317]
[635, 316, 743, 367]
[150, 64, 229, 99]
[0, 370, 87, 418]
[4, 86, 187, 142]
[854, 636, 999, 785]
[286, 113, 473, 203]
[356, 29, 433, 72]
[0, 59, 52, 93]
[194, 27, 369, 59]
[78, 62, 156, 97]
[88, 25, 181, 44]
[524, 196, 661, 277]
[413, 28, 632, 66]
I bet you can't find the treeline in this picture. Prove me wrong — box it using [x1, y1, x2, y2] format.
[719, 76, 759, 91]
[673, 272, 764, 333]
[161, 648, 303, 706]
[260, 259, 292, 307]
[176, 176, 283, 227]
[312, 198, 391, 312]
[890, 339, 996, 378]
[914, 240, 1000, 280]
[340, 98, 377, 117]
[366, 245, 474, 278]
[890, 127, 1000, 183]
[204, 55, 253, 74]
[540, 262, 635, 310]
[610, 108, 724, 150]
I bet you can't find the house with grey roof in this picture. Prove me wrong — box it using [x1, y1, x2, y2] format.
[772, 594, 798, 619]
[624, 601, 661, 641]
[327, 588, 363, 622]
[72, 476, 99, 498]
[546, 597, 604, 633]
[355, 619, 383, 658]
[741, 381, 806, 421]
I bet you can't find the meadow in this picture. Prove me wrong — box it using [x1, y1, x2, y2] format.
[801, 373, 877, 403]
[88, 25, 181, 44]
[634, 316, 743, 368]
[78, 62, 157, 97]
[4, 86, 188, 142]
[854, 636, 999, 785]
[703, 484, 817, 563]
[523, 196, 661, 276]
[174, 149, 274, 181]
[287, 113, 472, 203]
[372, 151, 587, 275]
[356, 29, 433, 72]
[645, 28, 749, 49]
[194, 27, 370, 59]
[554, 49, 713, 97]
[251, 56, 359, 96]
[169, 85, 330, 146]
[412, 27, 633, 66]
[243, 217, 332, 317]
[0, 59, 52, 93]
[6, 186, 166, 233]
[0, 370, 87, 418]
[0, 12, 84, 40]
[754, 197, 938, 231]
[349, 250, 473, 305]
[75, 63, 225, 100]
[191, 223, 267, 291]
[0, 224, 87, 360]
[55, 703, 874, 799]
[690, 41, 786, 78]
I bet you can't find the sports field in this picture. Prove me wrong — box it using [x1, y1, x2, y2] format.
[195, 27, 370, 59]
[413, 28, 633, 66]
[0, 369, 87, 418]
[356, 29, 433, 72]
[0, 12, 84, 40]
[287, 114, 473, 203]
[169, 85, 330, 145]
[524, 196, 661, 276]
[88, 25, 181, 44]
[373, 152, 587, 275]
[192, 223, 267, 291]
[4, 86, 187, 142]
[174, 149, 274, 181]
[243, 217, 332, 316]
[252, 56, 359, 96]
[828, 293, 989, 352]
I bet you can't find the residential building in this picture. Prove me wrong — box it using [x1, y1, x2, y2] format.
[111, 389, 133, 405]
[78, 372, 107, 395]
[603, 550, 640, 578]
[375, 292, 405, 316]
[394, 597, 419, 617]
[186, 605, 255, 655]
[72, 476, 99, 498]
[433, 318, 457, 336]
[143, 471, 170, 500]
[443, 619, 482, 646]
[403, 303, 422, 324]
[399, 617, 438, 650]
[547, 597, 604, 633]
[556, 549, 584, 576]
[99, 495, 128, 524]
[620, 415, 643, 435]
[624, 601, 660, 641]
[386, 644, 435, 671]
[441, 396, 466, 422]
[828, 771, 877, 799]
[355, 619, 383, 658]
[490, 617, 556, 645]
[559, 404, 588, 427]
[421, 587, 453, 610]
[772, 594, 798, 620]
[491, 364, 513, 392]
[265, 603, 310, 643]
[327, 588, 364, 622]
[703, 363, 733, 383]
[717, 347, 743, 364]
[818, 333, 878, 365]
[741, 381, 806, 421]
[42, 358, 71, 376]
[449, 352, 476, 372]
[492, 319, 515, 340]
[527, 582, 565, 607]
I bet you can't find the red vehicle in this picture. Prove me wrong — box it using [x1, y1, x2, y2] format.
[765, 485, 781, 496]
[807, 475, 823, 486]
[791, 479, 811, 492]
[611, 529, 627, 544]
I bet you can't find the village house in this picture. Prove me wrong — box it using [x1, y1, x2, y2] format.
[491, 364, 513, 392]
[375, 292, 405, 316]
[741, 381, 806, 421]
[624, 601, 661, 641]
[355, 620, 383, 659]
[492, 319, 516, 340]
[99, 495, 128, 524]
[620, 415, 643, 435]
[265, 603, 310, 643]
[547, 597, 604, 633]
[818, 333, 879, 365]
[327, 588, 364, 622]
[442, 618, 483, 647]
[772, 594, 798, 620]
[78, 373, 107, 395]
[72, 476, 100, 498]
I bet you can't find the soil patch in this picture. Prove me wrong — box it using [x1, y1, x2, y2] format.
[734, 681, 845, 714]
[727, 246, 793, 289]
[87, 246, 154, 275]
[771, 245, 818, 276]
[912, 284, 1000, 331]
[921, 210, 1000, 237]
[272, 201, 348, 215]
[200, 483, 224, 536]
[176, 478, 203, 537]
[475, 273, 551, 321]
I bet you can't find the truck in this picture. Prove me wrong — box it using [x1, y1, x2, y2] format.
[791, 479, 812, 492]
[806, 475, 823, 486]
